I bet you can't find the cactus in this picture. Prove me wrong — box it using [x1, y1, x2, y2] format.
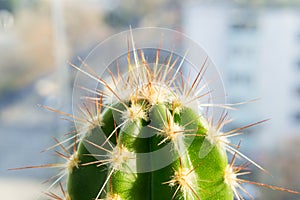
[12, 28, 300, 200]
[67, 73, 232, 200]
[64, 29, 234, 200]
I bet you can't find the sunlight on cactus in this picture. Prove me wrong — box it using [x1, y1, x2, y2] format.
[11, 28, 300, 200]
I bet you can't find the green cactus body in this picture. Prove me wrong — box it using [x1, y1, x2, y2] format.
[66, 53, 234, 199]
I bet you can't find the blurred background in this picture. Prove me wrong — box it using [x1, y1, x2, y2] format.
[1, 0, 300, 199]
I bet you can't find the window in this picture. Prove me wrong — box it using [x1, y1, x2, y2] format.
[296, 86, 300, 98]
[296, 60, 300, 70]
[293, 112, 300, 123]
[228, 73, 252, 85]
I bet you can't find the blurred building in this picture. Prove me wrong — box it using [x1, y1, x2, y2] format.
[183, 3, 300, 149]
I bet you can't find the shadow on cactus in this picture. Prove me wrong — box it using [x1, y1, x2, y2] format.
[11, 28, 300, 200]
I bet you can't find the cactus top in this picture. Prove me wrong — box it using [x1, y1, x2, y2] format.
[66, 44, 236, 200]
